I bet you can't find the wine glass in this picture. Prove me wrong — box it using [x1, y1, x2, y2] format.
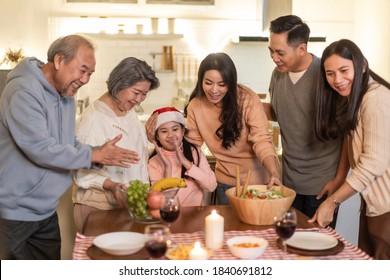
[159, 191, 180, 227]
[274, 208, 297, 260]
[144, 224, 170, 259]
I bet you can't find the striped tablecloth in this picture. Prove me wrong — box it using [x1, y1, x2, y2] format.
[73, 227, 371, 260]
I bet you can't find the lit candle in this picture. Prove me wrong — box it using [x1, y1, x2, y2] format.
[189, 241, 208, 260]
[205, 210, 224, 250]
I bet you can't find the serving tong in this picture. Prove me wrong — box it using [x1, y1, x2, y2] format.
[235, 166, 251, 197]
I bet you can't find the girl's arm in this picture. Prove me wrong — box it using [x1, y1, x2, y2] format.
[182, 147, 217, 192]
[150, 141, 172, 179]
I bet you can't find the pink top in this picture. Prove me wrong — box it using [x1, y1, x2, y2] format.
[148, 147, 217, 206]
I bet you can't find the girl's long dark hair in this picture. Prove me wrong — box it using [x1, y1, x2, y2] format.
[150, 126, 200, 179]
[316, 39, 390, 141]
[184, 53, 242, 149]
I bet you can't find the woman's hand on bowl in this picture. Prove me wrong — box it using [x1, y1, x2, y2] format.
[267, 174, 282, 189]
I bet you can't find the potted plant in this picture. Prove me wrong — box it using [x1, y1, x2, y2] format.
[0, 48, 25, 68]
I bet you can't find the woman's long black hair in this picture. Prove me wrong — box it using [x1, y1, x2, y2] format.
[149, 125, 200, 179]
[316, 39, 390, 141]
[184, 53, 242, 149]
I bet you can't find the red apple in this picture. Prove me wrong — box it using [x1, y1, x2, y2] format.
[147, 191, 162, 209]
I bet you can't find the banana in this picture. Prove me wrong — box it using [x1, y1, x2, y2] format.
[150, 177, 187, 192]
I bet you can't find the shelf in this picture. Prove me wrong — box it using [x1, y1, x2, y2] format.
[85, 33, 184, 40]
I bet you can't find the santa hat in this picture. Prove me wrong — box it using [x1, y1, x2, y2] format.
[152, 106, 186, 130]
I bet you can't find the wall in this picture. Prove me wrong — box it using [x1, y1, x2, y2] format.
[353, 0, 390, 81]
[1, 0, 389, 109]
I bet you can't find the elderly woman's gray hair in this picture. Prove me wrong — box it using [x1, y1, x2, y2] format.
[107, 57, 160, 98]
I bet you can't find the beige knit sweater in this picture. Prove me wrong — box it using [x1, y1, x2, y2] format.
[346, 81, 390, 217]
[185, 84, 277, 187]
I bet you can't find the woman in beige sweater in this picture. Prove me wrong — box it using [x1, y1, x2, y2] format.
[183, 53, 281, 204]
[310, 39, 390, 259]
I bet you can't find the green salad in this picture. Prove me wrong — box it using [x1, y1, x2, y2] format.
[240, 188, 283, 200]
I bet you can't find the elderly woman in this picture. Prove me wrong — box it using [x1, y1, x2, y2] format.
[73, 57, 159, 231]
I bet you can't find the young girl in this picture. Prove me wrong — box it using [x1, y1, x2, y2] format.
[148, 106, 217, 206]
[310, 39, 390, 259]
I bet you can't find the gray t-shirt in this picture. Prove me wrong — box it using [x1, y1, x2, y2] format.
[269, 55, 343, 195]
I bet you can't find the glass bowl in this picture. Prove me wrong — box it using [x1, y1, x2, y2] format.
[122, 186, 160, 224]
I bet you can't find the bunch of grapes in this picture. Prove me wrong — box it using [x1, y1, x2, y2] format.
[126, 180, 150, 220]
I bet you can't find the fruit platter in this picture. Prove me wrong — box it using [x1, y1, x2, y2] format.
[124, 178, 186, 224]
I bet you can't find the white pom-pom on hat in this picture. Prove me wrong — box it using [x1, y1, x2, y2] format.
[152, 106, 185, 130]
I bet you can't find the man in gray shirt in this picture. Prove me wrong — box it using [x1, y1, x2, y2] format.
[263, 15, 349, 227]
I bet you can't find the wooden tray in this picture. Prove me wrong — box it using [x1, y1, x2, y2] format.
[87, 245, 149, 260]
[277, 238, 344, 256]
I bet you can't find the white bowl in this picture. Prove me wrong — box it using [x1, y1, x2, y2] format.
[93, 231, 148, 256]
[226, 236, 268, 259]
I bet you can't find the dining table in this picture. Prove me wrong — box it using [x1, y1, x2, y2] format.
[72, 205, 371, 260]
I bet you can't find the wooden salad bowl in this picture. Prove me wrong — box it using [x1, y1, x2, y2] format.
[226, 185, 296, 226]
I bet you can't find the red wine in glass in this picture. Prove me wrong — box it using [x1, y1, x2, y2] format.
[275, 220, 296, 239]
[145, 240, 168, 258]
[159, 195, 180, 226]
[274, 208, 297, 259]
[160, 205, 180, 223]
[144, 224, 170, 259]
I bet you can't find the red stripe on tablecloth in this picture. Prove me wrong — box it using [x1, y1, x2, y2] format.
[73, 232, 94, 260]
[72, 228, 372, 260]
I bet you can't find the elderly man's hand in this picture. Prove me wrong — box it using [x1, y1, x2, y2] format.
[92, 134, 140, 167]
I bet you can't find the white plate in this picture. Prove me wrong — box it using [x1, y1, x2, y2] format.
[286, 232, 338, 250]
[93, 232, 147, 256]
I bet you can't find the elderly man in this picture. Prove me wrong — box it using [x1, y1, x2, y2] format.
[0, 34, 139, 259]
